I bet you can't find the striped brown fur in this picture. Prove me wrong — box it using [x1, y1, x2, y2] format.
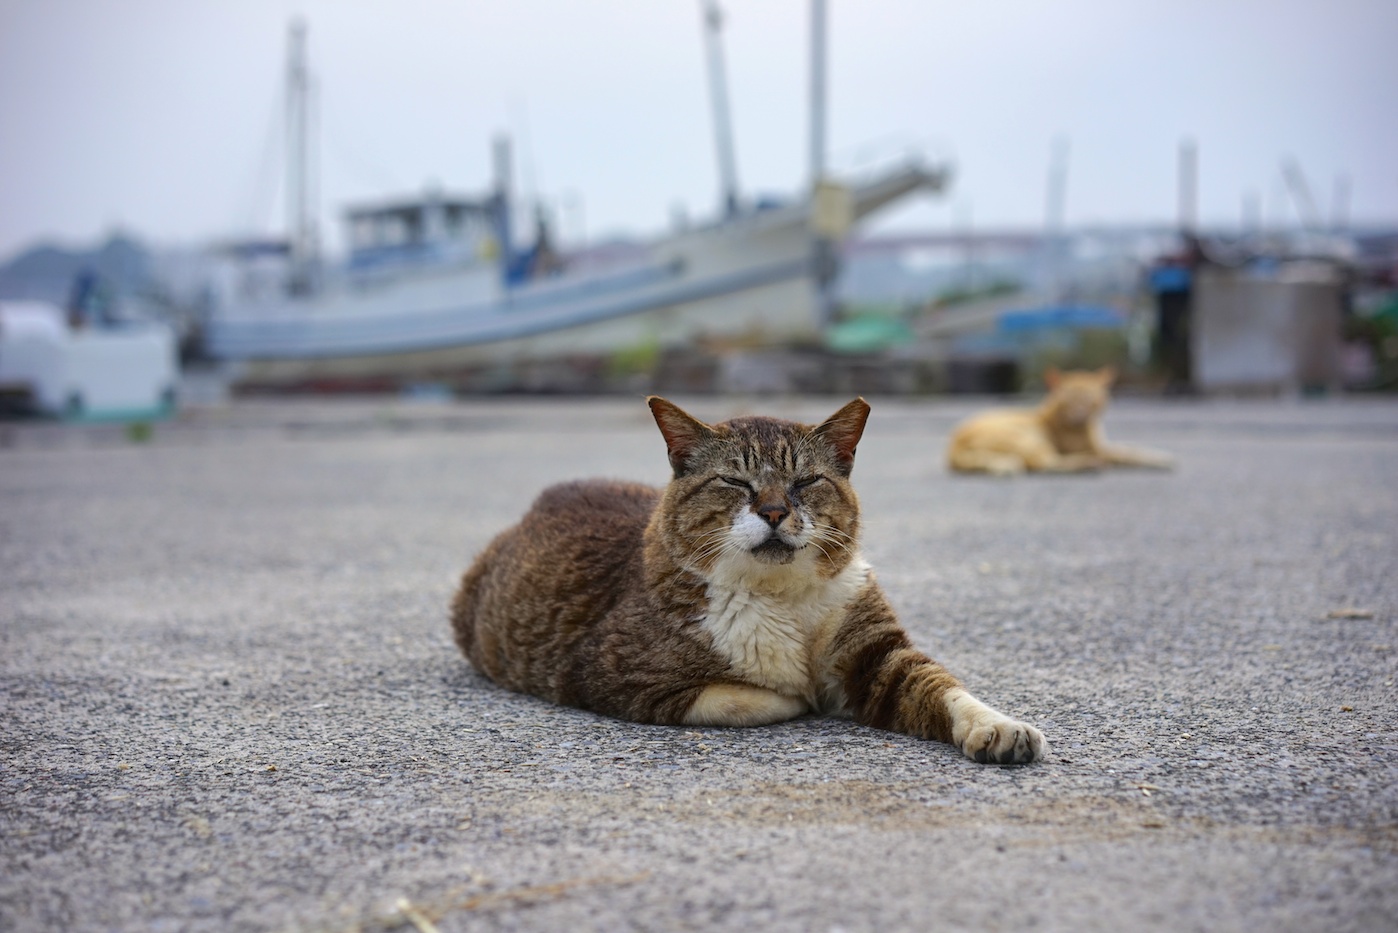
[451, 397, 1046, 763]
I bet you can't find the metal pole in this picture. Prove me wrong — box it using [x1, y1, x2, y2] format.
[809, 0, 836, 331]
[286, 19, 310, 291]
[1044, 136, 1070, 299]
[493, 135, 515, 286]
[810, 0, 826, 185]
[1330, 173, 1351, 234]
[1178, 137, 1198, 237]
[1281, 158, 1322, 232]
[1242, 190, 1261, 240]
[306, 72, 320, 273]
[700, 1, 740, 218]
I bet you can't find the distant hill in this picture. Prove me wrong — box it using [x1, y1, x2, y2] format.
[0, 233, 153, 306]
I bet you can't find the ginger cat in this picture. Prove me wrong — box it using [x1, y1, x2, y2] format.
[451, 397, 1046, 764]
[947, 366, 1174, 476]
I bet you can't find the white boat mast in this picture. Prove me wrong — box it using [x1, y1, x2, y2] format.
[809, 0, 827, 185]
[808, 0, 842, 330]
[700, 1, 741, 219]
[1042, 136, 1070, 298]
[1178, 137, 1199, 237]
[286, 19, 317, 292]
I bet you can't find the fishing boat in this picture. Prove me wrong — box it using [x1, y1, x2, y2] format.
[202, 6, 949, 389]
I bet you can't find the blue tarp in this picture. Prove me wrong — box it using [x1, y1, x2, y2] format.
[996, 305, 1125, 333]
[1149, 265, 1192, 293]
[951, 305, 1126, 358]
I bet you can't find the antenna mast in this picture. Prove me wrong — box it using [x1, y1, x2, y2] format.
[286, 19, 316, 292]
[1043, 136, 1070, 298]
[700, 1, 740, 218]
[810, 0, 827, 184]
[1177, 138, 1198, 237]
[807, 0, 844, 331]
[1281, 158, 1323, 232]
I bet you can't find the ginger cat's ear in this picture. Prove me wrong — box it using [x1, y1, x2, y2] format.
[814, 398, 870, 475]
[1097, 365, 1117, 385]
[1044, 367, 1061, 390]
[647, 397, 713, 477]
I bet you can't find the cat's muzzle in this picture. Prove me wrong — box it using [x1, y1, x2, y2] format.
[750, 535, 799, 564]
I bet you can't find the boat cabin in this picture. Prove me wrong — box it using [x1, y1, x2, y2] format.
[344, 191, 499, 272]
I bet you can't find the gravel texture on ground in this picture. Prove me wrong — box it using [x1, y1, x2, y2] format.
[2, 395, 1396, 932]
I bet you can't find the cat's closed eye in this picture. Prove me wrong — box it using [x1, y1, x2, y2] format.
[793, 476, 823, 489]
[719, 476, 754, 491]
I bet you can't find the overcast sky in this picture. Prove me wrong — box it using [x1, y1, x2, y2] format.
[1, 0, 1395, 260]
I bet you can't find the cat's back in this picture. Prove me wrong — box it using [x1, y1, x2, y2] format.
[450, 479, 659, 691]
[949, 405, 1041, 445]
[946, 405, 1048, 472]
[527, 478, 658, 540]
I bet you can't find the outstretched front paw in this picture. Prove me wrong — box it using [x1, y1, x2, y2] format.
[945, 687, 1048, 764]
[960, 719, 1046, 764]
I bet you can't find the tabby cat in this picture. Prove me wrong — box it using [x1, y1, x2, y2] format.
[451, 397, 1046, 764]
[947, 366, 1175, 475]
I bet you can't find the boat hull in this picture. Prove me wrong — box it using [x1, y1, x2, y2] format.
[207, 163, 946, 387]
[229, 271, 815, 385]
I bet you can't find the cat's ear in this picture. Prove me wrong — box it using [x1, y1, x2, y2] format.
[647, 397, 713, 477]
[1044, 367, 1061, 390]
[813, 398, 870, 475]
[1097, 365, 1117, 385]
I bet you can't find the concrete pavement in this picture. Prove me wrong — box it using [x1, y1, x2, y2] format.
[2, 395, 1396, 932]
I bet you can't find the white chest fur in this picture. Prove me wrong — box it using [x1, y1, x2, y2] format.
[700, 555, 869, 699]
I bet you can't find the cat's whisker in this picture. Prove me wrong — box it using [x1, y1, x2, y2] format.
[693, 543, 733, 567]
[814, 540, 853, 561]
[807, 521, 856, 556]
[691, 525, 734, 547]
[690, 536, 729, 557]
[811, 525, 851, 545]
[691, 530, 746, 567]
[821, 535, 854, 554]
[814, 538, 852, 560]
[687, 527, 732, 548]
[810, 518, 855, 538]
[691, 544, 726, 566]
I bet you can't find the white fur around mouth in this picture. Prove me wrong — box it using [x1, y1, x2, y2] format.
[733, 512, 781, 546]
[730, 511, 813, 564]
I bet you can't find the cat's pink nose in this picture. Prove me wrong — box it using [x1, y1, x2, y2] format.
[758, 504, 789, 528]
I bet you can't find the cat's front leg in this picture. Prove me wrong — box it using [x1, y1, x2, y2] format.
[943, 686, 1047, 764]
[1090, 426, 1175, 469]
[1037, 452, 1105, 473]
[1099, 443, 1175, 470]
[865, 663, 1046, 764]
[833, 586, 1047, 764]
